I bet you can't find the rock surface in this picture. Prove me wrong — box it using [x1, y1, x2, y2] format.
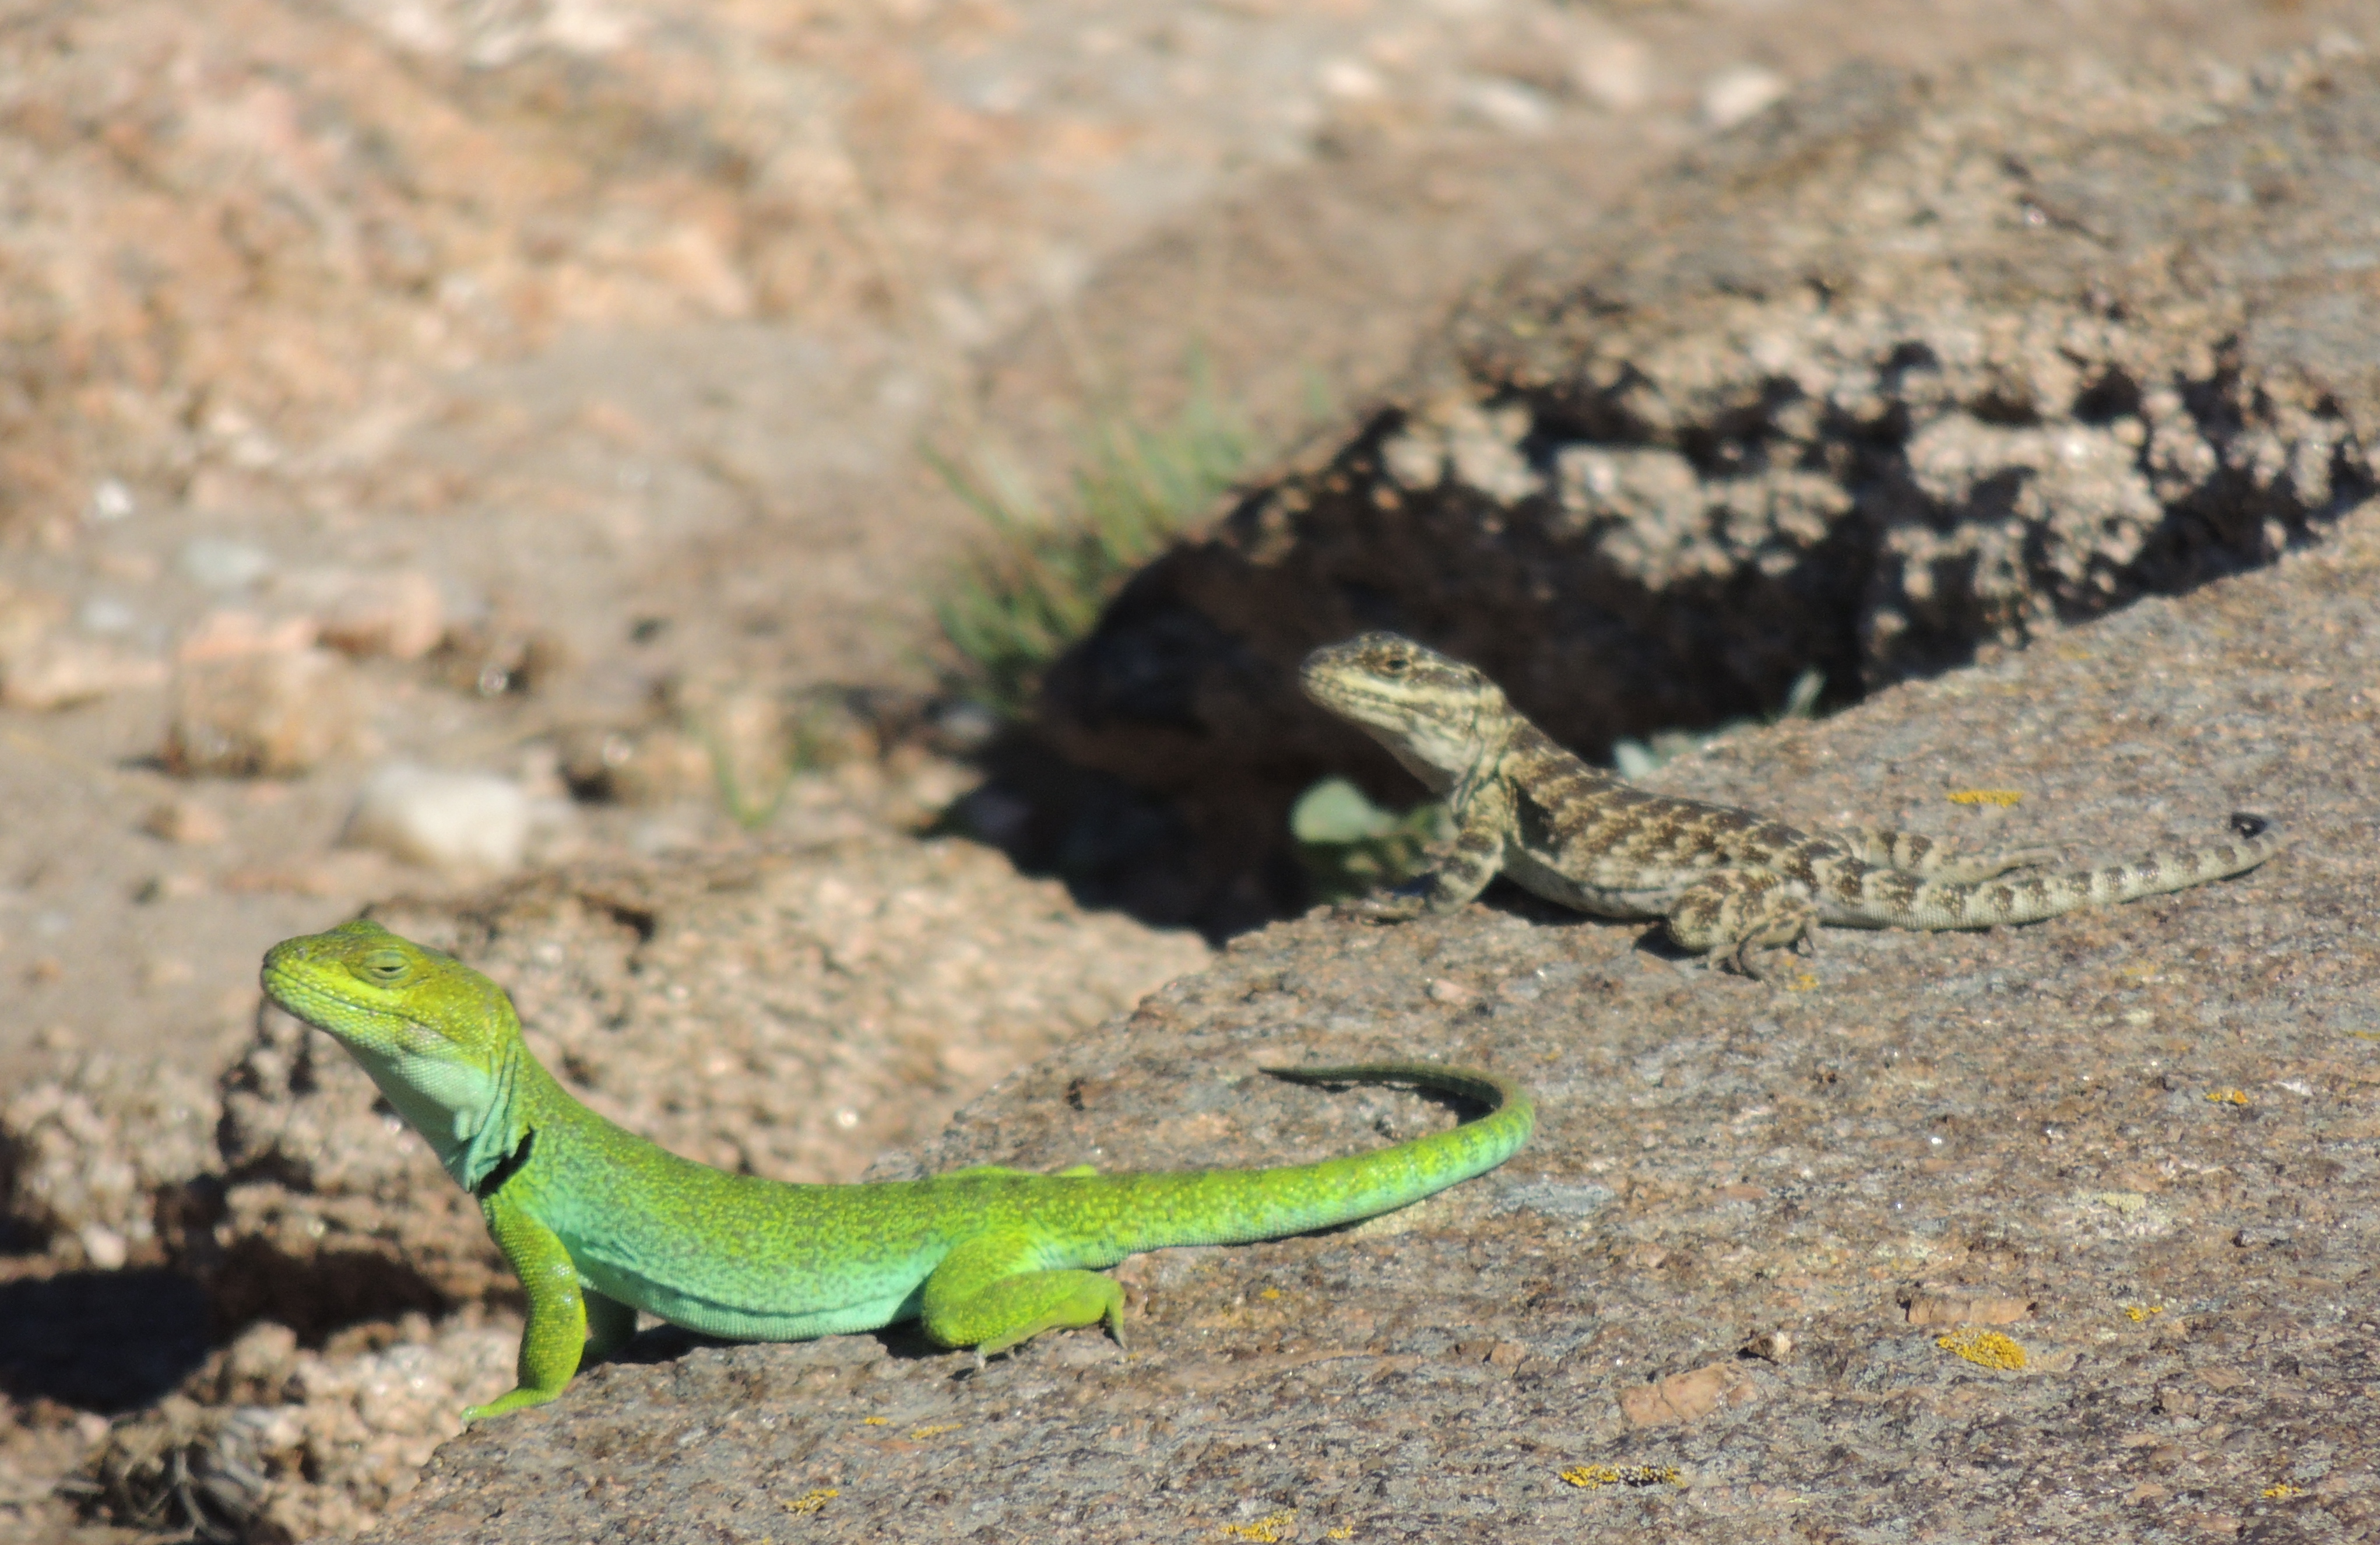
[380, 492, 2379, 1544]
[1038, 47, 2380, 933]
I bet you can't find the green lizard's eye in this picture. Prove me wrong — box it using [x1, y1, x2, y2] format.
[357, 949, 412, 984]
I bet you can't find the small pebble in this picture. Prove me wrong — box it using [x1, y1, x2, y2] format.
[297, 568, 446, 661]
[135, 873, 212, 903]
[142, 798, 228, 845]
[1571, 34, 1650, 111]
[77, 595, 139, 634]
[1461, 78, 1554, 135]
[180, 536, 274, 591]
[344, 763, 531, 873]
[166, 640, 357, 776]
[1703, 65, 1786, 128]
[0, 635, 168, 710]
[86, 477, 135, 523]
[76, 1223, 128, 1270]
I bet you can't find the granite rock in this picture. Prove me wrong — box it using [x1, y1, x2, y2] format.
[375, 497, 2380, 1543]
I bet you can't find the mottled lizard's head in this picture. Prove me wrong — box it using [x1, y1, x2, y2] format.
[1299, 632, 1511, 789]
[261, 918, 518, 1072]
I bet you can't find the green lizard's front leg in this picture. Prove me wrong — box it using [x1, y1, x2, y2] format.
[467, 1189, 631, 1422]
[920, 1230, 1126, 1356]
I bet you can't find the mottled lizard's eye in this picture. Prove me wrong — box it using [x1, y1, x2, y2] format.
[1380, 654, 1409, 675]
[357, 949, 410, 983]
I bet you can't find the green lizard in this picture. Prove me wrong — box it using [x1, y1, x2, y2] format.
[259, 919, 1533, 1421]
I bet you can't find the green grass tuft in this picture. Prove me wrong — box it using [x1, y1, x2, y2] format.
[930, 367, 1249, 721]
[1290, 777, 1451, 904]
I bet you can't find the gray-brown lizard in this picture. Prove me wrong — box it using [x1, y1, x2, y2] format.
[1299, 632, 2287, 973]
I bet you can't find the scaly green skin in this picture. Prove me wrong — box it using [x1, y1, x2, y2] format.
[259, 919, 1534, 1421]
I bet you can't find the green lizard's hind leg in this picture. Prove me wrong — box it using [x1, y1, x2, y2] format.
[583, 1288, 637, 1365]
[922, 1230, 1126, 1357]
[466, 1191, 592, 1423]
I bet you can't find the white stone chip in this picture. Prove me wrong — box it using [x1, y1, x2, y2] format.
[344, 763, 531, 873]
[1703, 65, 1787, 129]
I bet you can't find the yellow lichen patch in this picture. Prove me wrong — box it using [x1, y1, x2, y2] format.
[1785, 972, 1820, 992]
[2122, 1304, 2165, 1323]
[1560, 1464, 1682, 1490]
[1325, 1529, 1355, 1540]
[1221, 1512, 1295, 1541]
[1259, 1287, 1283, 1300]
[783, 1488, 839, 1514]
[2263, 1484, 2301, 1500]
[1947, 789, 2023, 807]
[908, 1423, 961, 1440]
[1937, 1328, 2027, 1371]
[860, 1416, 890, 1425]
[2205, 1088, 2249, 1107]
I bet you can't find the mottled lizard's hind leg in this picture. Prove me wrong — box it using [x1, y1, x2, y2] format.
[1828, 827, 2062, 882]
[1665, 869, 1820, 977]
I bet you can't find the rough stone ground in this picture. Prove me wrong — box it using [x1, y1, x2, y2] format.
[0, 2, 2367, 1541]
[382, 489, 2380, 1545]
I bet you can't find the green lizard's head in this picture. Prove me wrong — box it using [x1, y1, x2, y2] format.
[1300, 632, 1510, 789]
[260, 919, 525, 1186]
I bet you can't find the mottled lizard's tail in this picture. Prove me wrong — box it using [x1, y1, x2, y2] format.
[1831, 812, 2288, 930]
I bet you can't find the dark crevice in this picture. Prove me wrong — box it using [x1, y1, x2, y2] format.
[2072, 369, 2143, 425]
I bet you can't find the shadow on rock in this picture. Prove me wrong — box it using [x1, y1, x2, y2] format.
[200, 1238, 477, 1346]
[0, 1269, 210, 1414]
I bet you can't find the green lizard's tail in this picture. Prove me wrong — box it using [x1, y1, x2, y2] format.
[1094, 1063, 1532, 1255]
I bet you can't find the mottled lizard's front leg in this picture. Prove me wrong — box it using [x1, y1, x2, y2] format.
[1348, 781, 1510, 921]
